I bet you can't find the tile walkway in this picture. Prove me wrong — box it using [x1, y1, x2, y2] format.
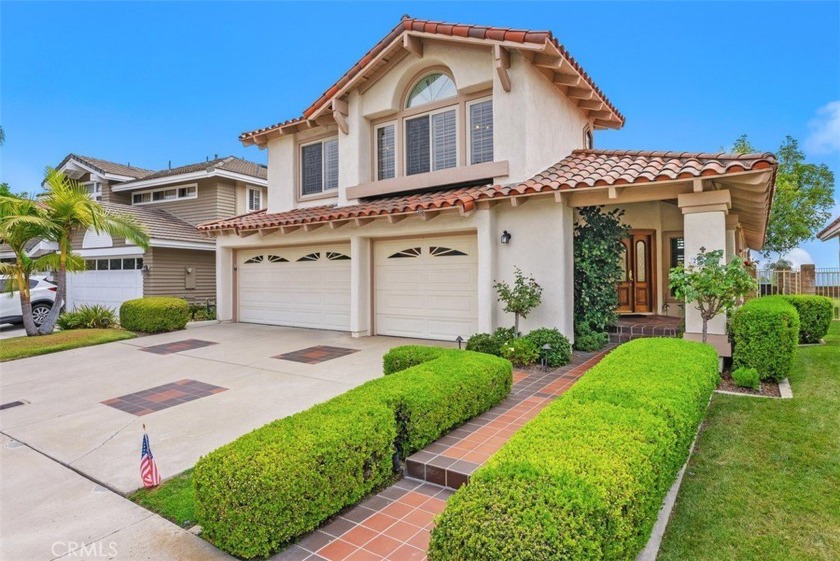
[270, 346, 613, 561]
[275, 345, 361, 364]
[101, 379, 227, 416]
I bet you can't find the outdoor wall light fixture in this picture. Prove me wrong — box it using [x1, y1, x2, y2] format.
[141, 264, 150, 273]
[500, 230, 512, 244]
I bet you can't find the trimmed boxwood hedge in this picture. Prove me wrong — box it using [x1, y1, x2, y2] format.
[731, 296, 799, 382]
[382, 345, 448, 375]
[194, 348, 511, 559]
[428, 338, 719, 561]
[119, 297, 189, 333]
[781, 295, 833, 344]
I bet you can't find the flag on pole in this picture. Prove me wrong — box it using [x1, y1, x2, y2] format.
[140, 430, 161, 488]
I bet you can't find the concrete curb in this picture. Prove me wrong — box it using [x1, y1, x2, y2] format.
[778, 378, 793, 399]
[186, 320, 219, 329]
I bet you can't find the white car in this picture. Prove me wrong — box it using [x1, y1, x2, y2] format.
[0, 276, 57, 327]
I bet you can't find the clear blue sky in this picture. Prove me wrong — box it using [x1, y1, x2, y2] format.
[2, 1, 838, 265]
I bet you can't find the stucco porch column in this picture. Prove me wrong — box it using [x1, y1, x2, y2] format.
[476, 208, 497, 333]
[678, 190, 732, 356]
[350, 235, 371, 337]
[216, 243, 235, 322]
[725, 214, 740, 261]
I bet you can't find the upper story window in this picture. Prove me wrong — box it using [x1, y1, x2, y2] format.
[406, 73, 456, 108]
[83, 181, 102, 201]
[373, 71, 493, 182]
[301, 137, 339, 196]
[584, 126, 594, 149]
[247, 187, 263, 211]
[132, 184, 196, 205]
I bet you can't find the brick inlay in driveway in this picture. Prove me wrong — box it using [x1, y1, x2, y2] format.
[139, 339, 218, 355]
[274, 345, 360, 364]
[101, 379, 227, 416]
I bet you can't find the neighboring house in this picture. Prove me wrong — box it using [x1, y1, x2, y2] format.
[198, 17, 777, 355]
[53, 154, 267, 311]
[817, 215, 840, 268]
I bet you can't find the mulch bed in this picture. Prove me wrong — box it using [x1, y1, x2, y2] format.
[718, 370, 781, 398]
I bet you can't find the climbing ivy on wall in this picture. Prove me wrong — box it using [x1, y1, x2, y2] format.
[573, 206, 629, 335]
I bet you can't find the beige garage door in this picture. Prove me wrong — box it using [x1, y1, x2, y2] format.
[375, 235, 478, 340]
[237, 245, 351, 331]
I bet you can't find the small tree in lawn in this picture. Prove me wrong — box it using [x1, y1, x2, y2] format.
[494, 267, 542, 336]
[669, 248, 757, 343]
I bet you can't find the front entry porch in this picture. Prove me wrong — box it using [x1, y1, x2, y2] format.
[609, 314, 681, 344]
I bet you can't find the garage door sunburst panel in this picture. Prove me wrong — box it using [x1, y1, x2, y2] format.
[429, 246, 467, 257]
[387, 247, 422, 259]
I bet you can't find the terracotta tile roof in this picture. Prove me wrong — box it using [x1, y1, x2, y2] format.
[240, 17, 623, 143]
[100, 202, 212, 245]
[198, 149, 777, 233]
[119, 156, 267, 185]
[818, 214, 840, 240]
[56, 154, 153, 179]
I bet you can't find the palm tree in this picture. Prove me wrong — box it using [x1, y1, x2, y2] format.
[36, 168, 149, 334]
[0, 196, 56, 335]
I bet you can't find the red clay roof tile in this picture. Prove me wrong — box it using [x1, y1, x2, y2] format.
[198, 149, 776, 233]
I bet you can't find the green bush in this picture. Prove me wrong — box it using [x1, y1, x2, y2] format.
[732, 367, 760, 390]
[465, 333, 502, 356]
[500, 337, 540, 366]
[187, 301, 217, 321]
[383, 345, 448, 375]
[574, 325, 609, 352]
[57, 304, 117, 330]
[781, 295, 833, 344]
[195, 348, 511, 559]
[429, 338, 719, 561]
[524, 328, 572, 367]
[493, 326, 517, 345]
[731, 296, 799, 382]
[119, 297, 189, 333]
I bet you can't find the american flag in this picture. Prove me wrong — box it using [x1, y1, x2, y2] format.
[140, 432, 161, 488]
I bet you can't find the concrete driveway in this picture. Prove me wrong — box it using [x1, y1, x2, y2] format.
[1, 323, 441, 560]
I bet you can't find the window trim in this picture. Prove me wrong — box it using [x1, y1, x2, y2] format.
[132, 183, 197, 206]
[247, 187, 263, 211]
[298, 136, 340, 199]
[466, 96, 494, 166]
[83, 181, 102, 201]
[662, 230, 685, 304]
[405, 72, 458, 109]
[374, 121, 398, 181]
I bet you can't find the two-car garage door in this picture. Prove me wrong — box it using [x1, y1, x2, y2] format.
[236, 235, 478, 340]
[237, 245, 351, 331]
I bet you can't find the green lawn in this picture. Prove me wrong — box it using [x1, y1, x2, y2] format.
[659, 321, 840, 561]
[0, 328, 136, 361]
[130, 469, 195, 527]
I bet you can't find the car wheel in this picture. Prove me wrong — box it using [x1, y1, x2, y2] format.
[31, 303, 52, 326]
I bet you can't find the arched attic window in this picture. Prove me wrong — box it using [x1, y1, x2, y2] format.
[406, 73, 457, 108]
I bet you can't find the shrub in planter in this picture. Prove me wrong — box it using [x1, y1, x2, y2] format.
[493, 326, 517, 345]
[428, 339, 719, 561]
[500, 337, 540, 366]
[465, 333, 502, 357]
[195, 348, 511, 559]
[119, 297, 189, 333]
[732, 367, 760, 390]
[57, 304, 117, 330]
[731, 296, 799, 382]
[781, 295, 833, 344]
[574, 327, 609, 352]
[523, 328, 572, 367]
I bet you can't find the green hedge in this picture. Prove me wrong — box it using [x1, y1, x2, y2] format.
[382, 345, 449, 375]
[731, 296, 799, 382]
[119, 297, 189, 333]
[428, 338, 719, 561]
[195, 348, 511, 559]
[781, 295, 833, 344]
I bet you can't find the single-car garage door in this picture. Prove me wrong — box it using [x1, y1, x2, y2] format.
[375, 235, 478, 340]
[66, 256, 144, 311]
[237, 245, 351, 331]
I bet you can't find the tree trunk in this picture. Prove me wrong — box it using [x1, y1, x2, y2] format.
[15, 264, 39, 336]
[514, 313, 520, 338]
[701, 318, 708, 343]
[38, 252, 66, 335]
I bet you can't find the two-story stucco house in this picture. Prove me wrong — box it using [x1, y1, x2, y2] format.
[198, 17, 777, 354]
[52, 153, 267, 310]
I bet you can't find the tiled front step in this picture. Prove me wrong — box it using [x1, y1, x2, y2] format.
[609, 317, 681, 344]
[404, 348, 612, 489]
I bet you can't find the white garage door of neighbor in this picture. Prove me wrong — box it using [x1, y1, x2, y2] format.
[237, 245, 351, 331]
[375, 236, 478, 340]
[66, 259, 144, 312]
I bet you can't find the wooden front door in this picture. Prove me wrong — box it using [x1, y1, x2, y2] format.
[617, 231, 655, 314]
